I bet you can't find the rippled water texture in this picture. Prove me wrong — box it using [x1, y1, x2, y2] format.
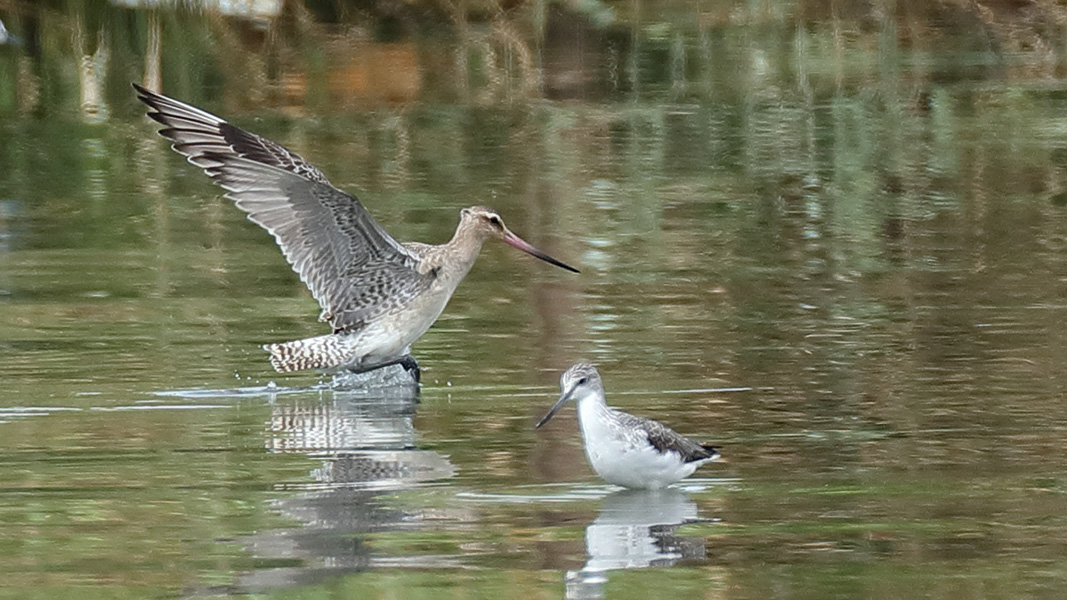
[4, 1, 1067, 598]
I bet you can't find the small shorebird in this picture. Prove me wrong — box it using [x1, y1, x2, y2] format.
[536, 363, 720, 489]
[134, 85, 578, 378]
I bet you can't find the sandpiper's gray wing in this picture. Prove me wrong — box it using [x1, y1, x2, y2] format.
[134, 84, 430, 331]
[616, 412, 720, 463]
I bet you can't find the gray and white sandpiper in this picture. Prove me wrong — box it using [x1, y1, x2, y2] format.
[134, 84, 578, 380]
[536, 363, 721, 489]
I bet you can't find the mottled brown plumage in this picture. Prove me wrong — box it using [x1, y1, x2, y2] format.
[134, 84, 578, 376]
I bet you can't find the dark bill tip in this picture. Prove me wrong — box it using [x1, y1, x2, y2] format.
[535, 410, 556, 429]
[503, 231, 580, 273]
[535, 391, 572, 429]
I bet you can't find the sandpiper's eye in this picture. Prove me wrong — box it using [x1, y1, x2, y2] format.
[577, 377, 587, 385]
[489, 215, 502, 227]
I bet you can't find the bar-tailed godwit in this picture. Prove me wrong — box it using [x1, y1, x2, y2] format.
[135, 85, 578, 379]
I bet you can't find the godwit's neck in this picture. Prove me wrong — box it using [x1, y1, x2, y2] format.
[438, 221, 488, 280]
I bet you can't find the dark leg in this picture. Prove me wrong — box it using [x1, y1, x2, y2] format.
[349, 354, 420, 384]
[398, 355, 421, 384]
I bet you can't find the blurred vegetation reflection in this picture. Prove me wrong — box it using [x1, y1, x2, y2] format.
[5, 0, 1067, 598]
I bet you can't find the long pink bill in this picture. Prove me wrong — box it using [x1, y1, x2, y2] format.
[502, 231, 580, 273]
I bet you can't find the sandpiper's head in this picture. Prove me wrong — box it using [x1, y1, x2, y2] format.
[459, 206, 579, 273]
[535, 362, 604, 429]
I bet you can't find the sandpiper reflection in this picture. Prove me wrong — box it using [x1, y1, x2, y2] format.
[566, 488, 710, 600]
[240, 387, 458, 591]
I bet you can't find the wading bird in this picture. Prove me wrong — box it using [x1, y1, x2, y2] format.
[536, 363, 720, 489]
[135, 85, 578, 380]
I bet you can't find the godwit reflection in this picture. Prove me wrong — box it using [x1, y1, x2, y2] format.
[241, 386, 456, 590]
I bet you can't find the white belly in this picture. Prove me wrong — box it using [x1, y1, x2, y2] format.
[583, 438, 699, 489]
[578, 404, 703, 490]
[346, 283, 454, 365]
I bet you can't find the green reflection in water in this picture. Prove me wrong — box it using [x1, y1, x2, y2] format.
[4, 0, 1067, 598]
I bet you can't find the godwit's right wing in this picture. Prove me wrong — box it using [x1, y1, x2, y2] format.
[134, 84, 433, 332]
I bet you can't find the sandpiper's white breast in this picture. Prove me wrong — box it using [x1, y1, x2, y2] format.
[576, 399, 702, 490]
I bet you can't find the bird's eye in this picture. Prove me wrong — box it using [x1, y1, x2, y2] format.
[489, 216, 502, 227]
[577, 377, 587, 385]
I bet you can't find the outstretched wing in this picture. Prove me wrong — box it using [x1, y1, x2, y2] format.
[615, 412, 720, 463]
[134, 84, 431, 331]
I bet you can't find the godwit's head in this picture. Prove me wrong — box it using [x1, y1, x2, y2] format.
[458, 206, 579, 273]
[536, 362, 605, 428]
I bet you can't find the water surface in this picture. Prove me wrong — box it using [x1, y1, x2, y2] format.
[3, 1, 1067, 598]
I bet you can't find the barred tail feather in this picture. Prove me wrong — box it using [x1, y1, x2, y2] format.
[263, 334, 351, 372]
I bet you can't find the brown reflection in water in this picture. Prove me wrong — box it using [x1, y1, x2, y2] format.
[10, 0, 1067, 596]
[513, 106, 597, 486]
